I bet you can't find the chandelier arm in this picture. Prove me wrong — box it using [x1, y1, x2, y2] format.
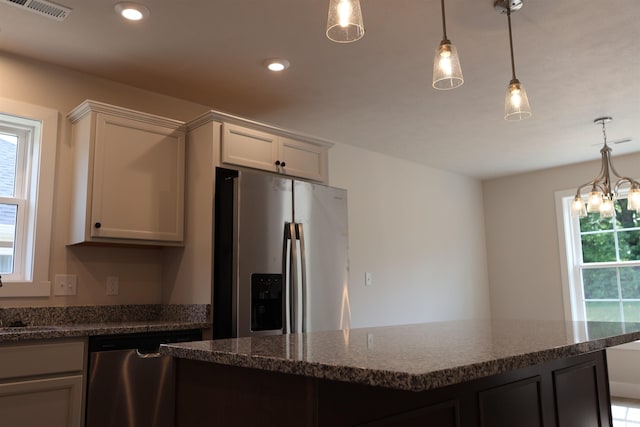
[575, 182, 600, 197]
[607, 157, 632, 181]
[591, 151, 609, 183]
[593, 182, 609, 196]
[614, 178, 640, 194]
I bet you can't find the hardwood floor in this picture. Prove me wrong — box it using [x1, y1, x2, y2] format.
[612, 397, 640, 426]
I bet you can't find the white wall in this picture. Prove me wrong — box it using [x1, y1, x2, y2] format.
[329, 144, 491, 328]
[483, 151, 640, 398]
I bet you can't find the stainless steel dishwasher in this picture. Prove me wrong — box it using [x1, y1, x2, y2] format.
[86, 329, 202, 427]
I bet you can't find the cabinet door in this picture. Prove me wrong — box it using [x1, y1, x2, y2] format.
[221, 123, 278, 172]
[91, 113, 185, 242]
[0, 375, 83, 427]
[279, 137, 328, 182]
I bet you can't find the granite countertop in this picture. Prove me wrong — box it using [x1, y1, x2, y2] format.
[0, 320, 209, 342]
[0, 304, 210, 342]
[160, 319, 640, 392]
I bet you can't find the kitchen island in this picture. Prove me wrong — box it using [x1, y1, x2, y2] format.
[162, 320, 640, 426]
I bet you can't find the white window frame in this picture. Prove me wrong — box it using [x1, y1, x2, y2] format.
[0, 125, 31, 281]
[556, 187, 640, 346]
[0, 98, 58, 297]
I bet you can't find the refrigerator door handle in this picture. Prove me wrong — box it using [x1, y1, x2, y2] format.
[296, 223, 308, 333]
[288, 222, 299, 333]
[283, 223, 292, 334]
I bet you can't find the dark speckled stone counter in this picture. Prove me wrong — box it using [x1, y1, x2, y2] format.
[161, 319, 640, 392]
[0, 304, 210, 342]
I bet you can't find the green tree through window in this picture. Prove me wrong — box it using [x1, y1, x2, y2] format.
[578, 199, 640, 322]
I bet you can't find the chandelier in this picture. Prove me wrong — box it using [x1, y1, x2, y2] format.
[571, 117, 640, 218]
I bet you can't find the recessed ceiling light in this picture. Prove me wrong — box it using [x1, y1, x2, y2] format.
[263, 59, 290, 72]
[114, 2, 150, 21]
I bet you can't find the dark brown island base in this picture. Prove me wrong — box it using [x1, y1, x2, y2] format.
[161, 320, 640, 427]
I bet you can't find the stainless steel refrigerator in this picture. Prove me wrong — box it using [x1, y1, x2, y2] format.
[213, 167, 350, 339]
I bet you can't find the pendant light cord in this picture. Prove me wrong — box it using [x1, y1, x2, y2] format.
[507, 6, 516, 81]
[441, 0, 448, 40]
[601, 120, 609, 146]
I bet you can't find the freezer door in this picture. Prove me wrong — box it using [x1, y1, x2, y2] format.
[294, 181, 350, 332]
[235, 170, 293, 337]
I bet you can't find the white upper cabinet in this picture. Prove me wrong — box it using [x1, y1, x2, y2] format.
[221, 122, 329, 182]
[221, 124, 278, 172]
[278, 136, 327, 182]
[68, 100, 186, 246]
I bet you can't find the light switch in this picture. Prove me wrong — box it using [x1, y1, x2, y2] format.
[106, 276, 119, 296]
[365, 272, 373, 287]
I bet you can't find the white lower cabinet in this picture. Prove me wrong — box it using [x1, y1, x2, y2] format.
[0, 340, 85, 427]
[0, 375, 83, 427]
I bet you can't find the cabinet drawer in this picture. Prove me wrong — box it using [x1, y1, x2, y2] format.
[0, 340, 85, 380]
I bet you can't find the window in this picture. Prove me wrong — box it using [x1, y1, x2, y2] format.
[558, 191, 640, 323]
[0, 125, 30, 280]
[0, 98, 58, 297]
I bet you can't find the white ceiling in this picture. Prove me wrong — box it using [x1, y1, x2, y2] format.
[0, 0, 639, 179]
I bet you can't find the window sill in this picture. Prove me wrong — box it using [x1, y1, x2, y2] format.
[0, 281, 51, 298]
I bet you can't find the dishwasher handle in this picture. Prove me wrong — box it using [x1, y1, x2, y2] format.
[135, 348, 163, 359]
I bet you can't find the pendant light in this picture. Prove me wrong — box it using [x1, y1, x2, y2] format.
[326, 0, 365, 43]
[571, 117, 640, 218]
[432, 0, 463, 90]
[495, 0, 531, 120]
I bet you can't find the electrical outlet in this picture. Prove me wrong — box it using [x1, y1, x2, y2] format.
[54, 274, 77, 296]
[106, 276, 119, 296]
[365, 272, 373, 287]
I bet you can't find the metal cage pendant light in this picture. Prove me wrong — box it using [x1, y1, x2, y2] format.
[326, 0, 365, 43]
[495, 0, 532, 120]
[432, 0, 463, 90]
[571, 117, 640, 218]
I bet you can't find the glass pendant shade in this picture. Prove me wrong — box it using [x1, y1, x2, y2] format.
[326, 0, 364, 43]
[586, 190, 603, 213]
[432, 42, 464, 90]
[571, 196, 587, 218]
[599, 196, 616, 218]
[628, 187, 640, 212]
[504, 79, 531, 120]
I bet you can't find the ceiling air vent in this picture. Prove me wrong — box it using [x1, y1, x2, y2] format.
[1, 0, 72, 21]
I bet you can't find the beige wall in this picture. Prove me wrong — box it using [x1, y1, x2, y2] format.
[329, 144, 491, 328]
[483, 150, 640, 321]
[0, 52, 210, 307]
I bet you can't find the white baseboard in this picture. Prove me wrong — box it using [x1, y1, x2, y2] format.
[610, 381, 640, 400]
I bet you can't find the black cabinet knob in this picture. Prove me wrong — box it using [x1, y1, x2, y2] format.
[94, 222, 101, 229]
[275, 160, 281, 166]
[281, 161, 286, 167]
